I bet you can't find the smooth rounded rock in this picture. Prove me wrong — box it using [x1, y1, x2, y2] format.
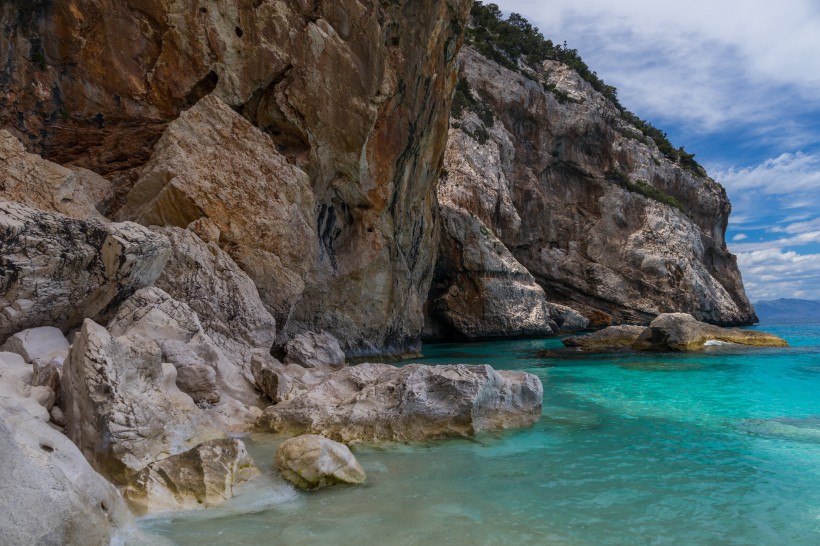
[275, 435, 366, 490]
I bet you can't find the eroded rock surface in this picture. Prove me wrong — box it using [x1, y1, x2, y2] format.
[0, 200, 170, 343]
[62, 319, 223, 484]
[440, 46, 756, 327]
[284, 331, 346, 370]
[258, 363, 543, 443]
[107, 287, 263, 428]
[123, 438, 259, 515]
[0, 400, 135, 545]
[426, 203, 584, 339]
[275, 435, 366, 490]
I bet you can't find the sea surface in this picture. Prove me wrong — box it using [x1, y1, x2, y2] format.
[139, 321, 820, 545]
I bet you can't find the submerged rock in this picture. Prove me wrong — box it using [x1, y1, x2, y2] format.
[563, 313, 787, 352]
[62, 319, 224, 484]
[633, 313, 788, 351]
[258, 363, 543, 443]
[563, 325, 646, 349]
[0, 200, 170, 343]
[275, 435, 366, 490]
[123, 438, 260, 515]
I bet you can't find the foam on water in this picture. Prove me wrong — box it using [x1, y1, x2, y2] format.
[139, 321, 820, 545]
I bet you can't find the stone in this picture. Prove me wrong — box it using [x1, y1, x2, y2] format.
[119, 96, 317, 330]
[250, 352, 312, 404]
[275, 435, 366, 490]
[438, 46, 756, 327]
[548, 304, 590, 333]
[152, 226, 276, 369]
[107, 288, 263, 428]
[61, 318, 224, 484]
[1, 326, 69, 365]
[0, 129, 112, 219]
[284, 331, 346, 370]
[0, 200, 170, 343]
[633, 313, 788, 352]
[563, 325, 647, 350]
[258, 363, 543, 443]
[426, 203, 566, 339]
[0, 404, 136, 546]
[0, 351, 49, 423]
[123, 438, 260, 516]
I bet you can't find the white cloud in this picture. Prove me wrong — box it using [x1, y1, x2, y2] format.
[736, 249, 820, 300]
[713, 152, 820, 194]
[732, 233, 747, 241]
[730, 231, 820, 253]
[495, 0, 820, 131]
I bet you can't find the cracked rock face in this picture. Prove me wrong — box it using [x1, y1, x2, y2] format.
[441, 47, 756, 327]
[61, 318, 224, 484]
[0, 200, 170, 343]
[3, 0, 473, 358]
[258, 363, 543, 443]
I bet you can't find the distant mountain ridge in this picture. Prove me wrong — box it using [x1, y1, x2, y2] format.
[754, 299, 820, 320]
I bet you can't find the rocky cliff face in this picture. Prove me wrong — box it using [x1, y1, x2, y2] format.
[439, 46, 756, 327]
[2, 0, 472, 356]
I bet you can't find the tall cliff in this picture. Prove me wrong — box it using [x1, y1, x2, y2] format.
[431, 5, 756, 329]
[1, 0, 472, 356]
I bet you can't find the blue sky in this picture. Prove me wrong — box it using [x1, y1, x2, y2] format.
[493, 0, 820, 301]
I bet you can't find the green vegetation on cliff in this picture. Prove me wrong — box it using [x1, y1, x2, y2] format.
[465, 2, 705, 176]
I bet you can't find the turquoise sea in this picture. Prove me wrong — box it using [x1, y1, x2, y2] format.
[140, 321, 820, 545]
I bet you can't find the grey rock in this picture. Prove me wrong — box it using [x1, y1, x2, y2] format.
[440, 47, 756, 327]
[259, 363, 543, 443]
[0, 200, 170, 343]
[107, 287, 263, 428]
[1, 326, 69, 365]
[275, 434, 366, 490]
[174, 364, 220, 406]
[62, 318, 224, 484]
[123, 438, 259, 515]
[152, 225, 276, 370]
[0, 402, 135, 546]
[284, 331, 346, 369]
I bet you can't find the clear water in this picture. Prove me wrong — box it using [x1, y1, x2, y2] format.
[139, 321, 820, 545]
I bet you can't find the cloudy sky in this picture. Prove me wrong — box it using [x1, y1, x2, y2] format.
[493, 0, 820, 302]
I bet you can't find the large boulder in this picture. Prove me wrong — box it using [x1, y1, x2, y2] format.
[258, 363, 543, 443]
[152, 226, 276, 368]
[123, 438, 259, 515]
[426, 203, 582, 339]
[284, 331, 346, 370]
[275, 435, 366, 490]
[107, 287, 263, 429]
[0, 129, 112, 219]
[0, 351, 51, 422]
[0, 402, 135, 546]
[0, 200, 170, 343]
[61, 318, 224, 484]
[1, 326, 69, 366]
[633, 313, 788, 351]
[563, 325, 647, 350]
[118, 95, 316, 329]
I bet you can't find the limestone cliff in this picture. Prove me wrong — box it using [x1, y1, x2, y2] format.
[1, 0, 472, 356]
[438, 35, 756, 326]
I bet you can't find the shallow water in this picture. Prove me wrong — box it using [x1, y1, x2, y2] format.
[140, 321, 820, 545]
